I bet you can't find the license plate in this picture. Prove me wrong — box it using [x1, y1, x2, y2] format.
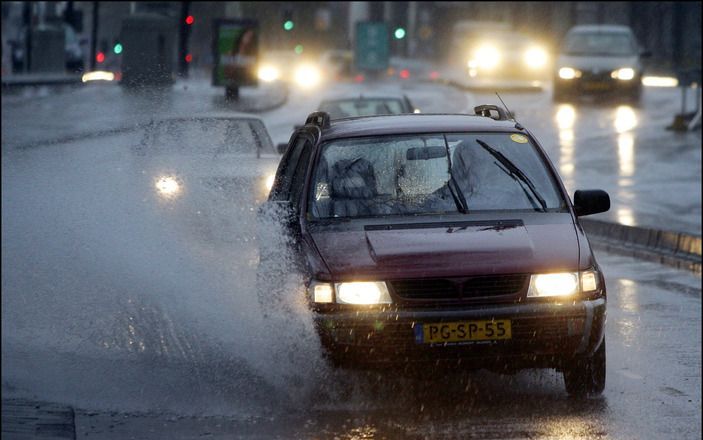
[415, 319, 512, 344]
[583, 81, 609, 91]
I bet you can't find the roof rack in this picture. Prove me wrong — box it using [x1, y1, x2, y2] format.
[474, 105, 510, 121]
[305, 111, 331, 129]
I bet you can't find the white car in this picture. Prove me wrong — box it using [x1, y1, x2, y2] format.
[553, 25, 650, 102]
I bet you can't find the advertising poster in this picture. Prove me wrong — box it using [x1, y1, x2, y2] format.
[212, 19, 258, 87]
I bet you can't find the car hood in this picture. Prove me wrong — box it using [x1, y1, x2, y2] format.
[310, 217, 579, 280]
[556, 54, 640, 72]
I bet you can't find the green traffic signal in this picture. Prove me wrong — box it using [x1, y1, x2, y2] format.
[283, 20, 294, 31]
[394, 28, 406, 39]
[113, 43, 123, 54]
[294, 44, 303, 54]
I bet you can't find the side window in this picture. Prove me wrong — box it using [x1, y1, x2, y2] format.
[289, 140, 314, 209]
[271, 136, 311, 201]
[270, 137, 307, 201]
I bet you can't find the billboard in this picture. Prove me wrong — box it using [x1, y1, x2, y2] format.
[212, 19, 258, 88]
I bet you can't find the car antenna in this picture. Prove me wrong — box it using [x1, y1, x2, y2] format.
[495, 92, 524, 130]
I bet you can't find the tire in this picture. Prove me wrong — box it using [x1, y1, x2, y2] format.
[563, 339, 606, 397]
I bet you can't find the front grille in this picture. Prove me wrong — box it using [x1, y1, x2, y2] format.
[390, 275, 528, 301]
[390, 279, 457, 299]
[462, 275, 527, 298]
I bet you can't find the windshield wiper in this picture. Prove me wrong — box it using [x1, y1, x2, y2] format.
[475, 139, 548, 212]
[444, 141, 468, 214]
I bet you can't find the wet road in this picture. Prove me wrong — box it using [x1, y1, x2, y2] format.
[2, 74, 701, 439]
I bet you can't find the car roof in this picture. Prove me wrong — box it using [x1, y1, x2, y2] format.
[568, 24, 633, 34]
[318, 114, 520, 142]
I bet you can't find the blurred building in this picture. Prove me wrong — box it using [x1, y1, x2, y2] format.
[2, 1, 699, 76]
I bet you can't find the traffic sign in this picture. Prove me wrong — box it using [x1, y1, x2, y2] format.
[355, 21, 389, 71]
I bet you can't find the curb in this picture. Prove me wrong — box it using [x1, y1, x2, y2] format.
[581, 218, 702, 273]
[1, 399, 76, 439]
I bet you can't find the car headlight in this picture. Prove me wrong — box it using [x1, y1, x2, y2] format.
[294, 64, 321, 89]
[336, 281, 392, 305]
[155, 175, 181, 199]
[264, 173, 275, 192]
[309, 281, 393, 304]
[257, 65, 280, 82]
[611, 67, 635, 80]
[527, 270, 601, 298]
[524, 47, 548, 69]
[473, 45, 501, 69]
[558, 67, 581, 80]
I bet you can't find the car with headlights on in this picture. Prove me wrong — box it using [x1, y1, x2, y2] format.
[554, 25, 650, 102]
[133, 114, 280, 244]
[260, 107, 611, 396]
[257, 50, 322, 90]
[463, 29, 550, 89]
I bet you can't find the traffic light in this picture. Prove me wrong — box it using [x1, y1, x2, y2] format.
[394, 28, 406, 40]
[113, 41, 123, 55]
[294, 44, 303, 54]
[96, 52, 105, 63]
[283, 10, 294, 31]
[185, 15, 194, 25]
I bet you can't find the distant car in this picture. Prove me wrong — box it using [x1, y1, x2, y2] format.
[134, 114, 280, 208]
[318, 94, 418, 119]
[462, 29, 550, 85]
[257, 50, 322, 89]
[260, 108, 611, 396]
[554, 24, 650, 102]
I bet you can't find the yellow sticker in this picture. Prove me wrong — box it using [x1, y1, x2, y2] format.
[510, 134, 528, 144]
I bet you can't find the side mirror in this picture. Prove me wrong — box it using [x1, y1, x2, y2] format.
[293, 124, 303, 130]
[276, 143, 288, 155]
[573, 190, 610, 216]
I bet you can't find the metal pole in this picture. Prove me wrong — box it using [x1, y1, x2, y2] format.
[89, 1, 98, 71]
[178, 1, 191, 77]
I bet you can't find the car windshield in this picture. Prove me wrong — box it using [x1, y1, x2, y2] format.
[563, 32, 637, 56]
[318, 99, 406, 119]
[308, 133, 566, 219]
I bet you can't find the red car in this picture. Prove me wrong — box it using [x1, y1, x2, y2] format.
[260, 107, 610, 396]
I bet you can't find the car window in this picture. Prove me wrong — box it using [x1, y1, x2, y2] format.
[445, 133, 566, 211]
[319, 99, 406, 119]
[308, 133, 566, 219]
[562, 32, 637, 56]
[270, 136, 308, 201]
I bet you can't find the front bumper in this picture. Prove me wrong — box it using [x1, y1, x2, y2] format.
[555, 75, 641, 95]
[314, 298, 606, 370]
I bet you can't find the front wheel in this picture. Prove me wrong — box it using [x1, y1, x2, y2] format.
[563, 339, 606, 397]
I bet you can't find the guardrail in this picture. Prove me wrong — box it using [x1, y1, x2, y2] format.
[581, 218, 702, 273]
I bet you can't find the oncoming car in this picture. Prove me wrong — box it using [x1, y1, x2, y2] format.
[318, 94, 419, 119]
[261, 108, 611, 396]
[554, 25, 650, 102]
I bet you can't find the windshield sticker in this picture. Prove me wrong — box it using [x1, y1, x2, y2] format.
[510, 134, 528, 144]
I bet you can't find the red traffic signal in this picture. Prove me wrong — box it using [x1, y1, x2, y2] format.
[185, 54, 193, 63]
[185, 15, 194, 25]
[96, 52, 105, 63]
